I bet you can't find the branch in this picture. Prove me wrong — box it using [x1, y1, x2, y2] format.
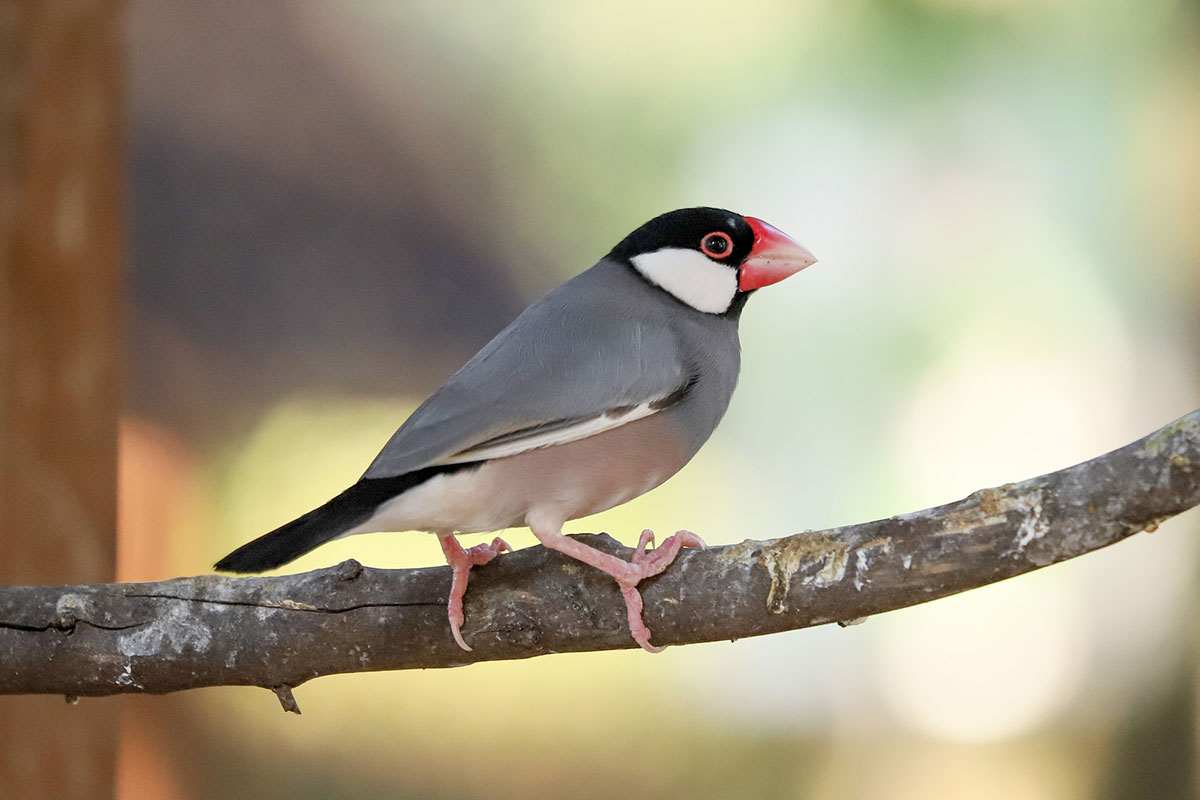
[3, 410, 1198, 708]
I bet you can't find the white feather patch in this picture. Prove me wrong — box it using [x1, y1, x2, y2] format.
[341, 467, 514, 536]
[630, 247, 738, 314]
[438, 401, 660, 464]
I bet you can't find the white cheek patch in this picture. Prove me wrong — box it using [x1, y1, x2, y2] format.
[630, 248, 738, 314]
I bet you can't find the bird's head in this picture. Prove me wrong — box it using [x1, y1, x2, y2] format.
[609, 207, 817, 315]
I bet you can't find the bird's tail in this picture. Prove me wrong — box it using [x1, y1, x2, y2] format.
[214, 466, 470, 573]
[214, 484, 378, 573]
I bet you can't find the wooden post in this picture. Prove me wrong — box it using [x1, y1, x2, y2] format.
[0, 1, 124, 798]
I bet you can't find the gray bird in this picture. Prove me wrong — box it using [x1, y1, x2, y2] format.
[215, 207, 817, 652]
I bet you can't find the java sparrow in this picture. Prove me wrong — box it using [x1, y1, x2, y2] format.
[215, 207, 817, 652]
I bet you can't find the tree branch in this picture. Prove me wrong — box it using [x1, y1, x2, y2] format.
[3, 409, 1198, 707]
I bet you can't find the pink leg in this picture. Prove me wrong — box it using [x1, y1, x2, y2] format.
[528, 517, 706, 653]
[437, 533, 511, 651]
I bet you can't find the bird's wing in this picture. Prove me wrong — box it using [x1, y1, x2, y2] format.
[361, 274, 692, 480]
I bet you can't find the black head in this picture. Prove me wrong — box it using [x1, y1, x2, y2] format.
[607, 207, 816, 315]
[608, 207, 756, 266]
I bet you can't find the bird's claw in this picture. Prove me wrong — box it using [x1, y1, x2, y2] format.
[635, 529, 656, 555]
[620, 585, 665, 653]
[620, 529, 706, 653]
[442, 535, 513, 652]
[448, 607, 472, 651]
[630, 529, 706, 578]
[464, 536, 511, 566]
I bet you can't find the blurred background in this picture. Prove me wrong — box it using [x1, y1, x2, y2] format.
[3, 0, 1200, 797]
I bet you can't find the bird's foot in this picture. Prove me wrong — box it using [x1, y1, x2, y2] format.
[619, 529, 706, 653]
[631, 528, 707, 578]
[438, 534, 512, 651]
[619, 584, 661, 653]
[526, 521, 705, 653]
[464, 537, 512, 567]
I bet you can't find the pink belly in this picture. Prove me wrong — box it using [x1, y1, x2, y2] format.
[357, 414, 691, 535]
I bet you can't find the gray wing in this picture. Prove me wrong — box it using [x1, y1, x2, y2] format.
[362, 267, 691, 479]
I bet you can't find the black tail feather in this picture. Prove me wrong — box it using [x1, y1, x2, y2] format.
[213, 465, 475, 573]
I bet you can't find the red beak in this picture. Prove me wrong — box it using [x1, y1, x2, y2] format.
[739, 217, 818, 292]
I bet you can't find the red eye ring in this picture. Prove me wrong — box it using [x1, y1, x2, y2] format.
[700, 231, 733, 259]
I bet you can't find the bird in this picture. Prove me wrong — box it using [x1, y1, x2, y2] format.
[215, 207, 817, 652]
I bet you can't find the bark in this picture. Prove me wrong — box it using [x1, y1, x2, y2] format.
[2, 409, 1198, 712]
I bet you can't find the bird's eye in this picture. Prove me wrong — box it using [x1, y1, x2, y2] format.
[700, 232, 733, 259]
